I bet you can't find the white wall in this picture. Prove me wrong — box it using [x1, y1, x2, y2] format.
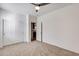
[37, 4, 79, 53]
[0, 8, 37, 47]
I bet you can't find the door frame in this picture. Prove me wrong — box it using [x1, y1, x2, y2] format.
[31, 22, 36, 41]
[41, 22, 43, 42]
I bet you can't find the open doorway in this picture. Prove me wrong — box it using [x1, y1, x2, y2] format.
[31, 22, 36, 41]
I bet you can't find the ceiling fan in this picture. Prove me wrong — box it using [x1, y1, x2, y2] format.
[31, 3, 50, 12]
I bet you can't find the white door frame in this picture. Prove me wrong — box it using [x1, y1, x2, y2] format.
[41, 22, 43, 42]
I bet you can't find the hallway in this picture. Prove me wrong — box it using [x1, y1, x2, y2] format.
[0, 41, 79, 56]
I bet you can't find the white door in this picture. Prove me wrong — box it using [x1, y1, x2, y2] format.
[37, 20, 43, 42]
[3, 17, 16, 46]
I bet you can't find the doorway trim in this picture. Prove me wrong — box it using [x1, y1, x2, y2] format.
[41, 22, 43, 42]
[31, 22, 36, 41]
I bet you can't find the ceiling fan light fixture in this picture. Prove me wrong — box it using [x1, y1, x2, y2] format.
[35, 6, 40, 10]
[31, 3, 50, 13]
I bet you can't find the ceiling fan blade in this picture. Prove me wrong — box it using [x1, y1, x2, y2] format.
[39, 3, 49, 6]
[31, 3, 39, 6]
[31, 3, 50, 6]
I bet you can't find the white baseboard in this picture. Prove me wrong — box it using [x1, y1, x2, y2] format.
[40, 40, 79, 54]
[3, 40, 24, 46]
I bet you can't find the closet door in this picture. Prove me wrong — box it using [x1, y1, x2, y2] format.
[3, 16, 16, 46]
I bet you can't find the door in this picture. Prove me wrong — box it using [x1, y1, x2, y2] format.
[3, 17, 16, 46]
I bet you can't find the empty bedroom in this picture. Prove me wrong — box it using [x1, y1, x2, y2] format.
[0, 3, 79, 56]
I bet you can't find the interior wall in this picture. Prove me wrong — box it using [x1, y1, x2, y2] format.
[0, 8, 37, 47]
[0, 8, 27, 46]
[37, 4, 79, 53]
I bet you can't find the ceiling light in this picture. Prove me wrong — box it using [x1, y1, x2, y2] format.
[31, 3, 50, 12]
[35, 6, 40, 10]
[35, 6, 40, 12]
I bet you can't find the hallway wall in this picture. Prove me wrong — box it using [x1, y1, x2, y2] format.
[37, 4, 79, 53]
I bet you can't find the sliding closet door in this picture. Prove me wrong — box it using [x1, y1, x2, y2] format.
[3, 14, 26, 46]
[3, 15, 17, 46]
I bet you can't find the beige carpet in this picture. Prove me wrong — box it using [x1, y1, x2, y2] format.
[0, 41, 79, 56]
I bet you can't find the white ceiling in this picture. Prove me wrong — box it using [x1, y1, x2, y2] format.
[0, 3, 72, 16]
